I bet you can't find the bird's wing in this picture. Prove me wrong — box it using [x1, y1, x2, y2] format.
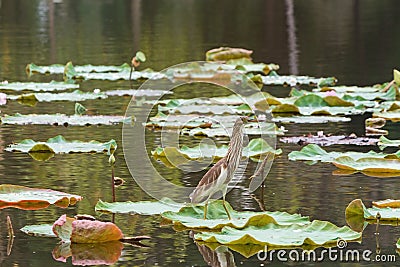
[190, 158, 227, 203]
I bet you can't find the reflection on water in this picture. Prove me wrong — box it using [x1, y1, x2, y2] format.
[0, 0, 400, 266]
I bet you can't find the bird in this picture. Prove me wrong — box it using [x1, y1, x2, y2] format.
[190, 116, 248, 220]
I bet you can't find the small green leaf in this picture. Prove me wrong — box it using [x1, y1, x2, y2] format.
[75, 102, 87, 115]
[135, 51, 146, 62]
[394, 69, 400, 85]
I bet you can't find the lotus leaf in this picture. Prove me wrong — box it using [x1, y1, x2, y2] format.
[152, 138, 281, 163]
[273, 116, 351, 123]
[1, 113, 132, 126]
[332, 157, 400, 173]
[0, 80, 78, 92]
[20, 224, 56, 237]
[95, 197, 184, 215]
[373, 111, 400, 122]
[346, 199, 400, 222]
[52, 241, 123, 265]
[8, 90, 107, 103]
[194, 220, 361, 247]
[181, 123, 284, 137]
[0, 184, 82, 210]
[206, 47, 253, 61]
[378, 136, 400, 149]
[161, 200, 310, 230]
[26, 62, 131, 75]
[53, 214, 124, 243]
[158, 103, 252, 115]
[104, 89, 172, 97]
[261, 75, 336, 86]
[372, 199, 400, 208]
[6, 135, 117, 155]
[281, 134, 379, 146]
[288, 144, 393, 164]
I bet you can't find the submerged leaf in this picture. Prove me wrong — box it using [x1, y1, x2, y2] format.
[95, 198, 184, 215]
[161, 200, 309, 230]
[0, 184, 82, 210]
[194, 220, 361, 247]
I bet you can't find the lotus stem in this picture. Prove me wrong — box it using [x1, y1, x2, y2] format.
[111, 165, 115, 203]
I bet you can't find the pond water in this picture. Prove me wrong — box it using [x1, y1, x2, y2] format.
[1, 0, 400, 266]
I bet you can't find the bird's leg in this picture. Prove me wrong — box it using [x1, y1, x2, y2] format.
[203, 201, 208, 220]
[222, 195, 232, 220]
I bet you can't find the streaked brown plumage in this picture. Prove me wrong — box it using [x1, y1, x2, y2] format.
[190, 116, 247, 219]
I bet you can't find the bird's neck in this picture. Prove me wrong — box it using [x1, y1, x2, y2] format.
[226, 125, 244, 164]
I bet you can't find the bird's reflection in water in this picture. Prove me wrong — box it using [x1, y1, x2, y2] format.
[190, 231, 236, 267]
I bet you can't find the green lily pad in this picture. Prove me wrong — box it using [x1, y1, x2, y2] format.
[104, 89, 172, 97]
[181, 123, 285, 137]
[6, 135, 117, 155]
[378, 136, 400, 149]
[20, 224, 56, 237]
[346, 199, 400, 223]
[1, 113, 132, 126]
[261, 75, 336, 86]
[373, 111, 400, 122]
[273, 116, 351, 123]
[0, 184, 82, 210]
[26, 62, 131, 75]
[161, 200, 310, 230]
[0, 80, 78, 92]
[152, 138, 281, 163]
[95, 197, 184, 215]
[8, 90, 107, 103]
[332, 157, 400, 173]
[281, 134, 379, 146]
[194, 220, 361, 247]
[288, 144, 392, 165]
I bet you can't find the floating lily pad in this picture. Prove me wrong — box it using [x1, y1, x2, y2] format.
[273, 116, 351, 123]
[280, 134, 379, 146]
[53, 214, 124, 243]
[261, 74, 336, 86]
[152, 138, 281, 164]
[346, 199, 400, 223]
[95, 198, 184, 215]
[332, 157, 400, 173]
[20, 224, 56, 237]
[372, 199, 400, 208]
[6, 135, 117, 155]
[161, 200, 310, 230]
[288, 144, 393, 165]
[0, 184, 82, 210]
[378, 136, 400, 149]
[373, 111, 400, 122]
[0, 81, 79, 92]
[26, 62, 131, 75]
[194, 220, 361, 247]
[104, 89, 172, 97]
[206, 47, 253, 61]
[8, 90, 107, 103]
[1, 113, 132, 126]
[180, 123, 285, 137]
